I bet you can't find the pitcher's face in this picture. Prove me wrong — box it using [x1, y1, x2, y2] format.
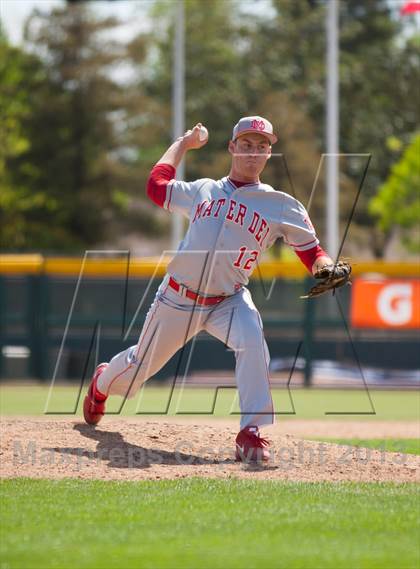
[229, 132, 271, 179]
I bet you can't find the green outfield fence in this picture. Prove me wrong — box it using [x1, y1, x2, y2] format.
[0, 255, 419, 385]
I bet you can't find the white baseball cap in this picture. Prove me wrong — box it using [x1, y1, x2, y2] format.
[232, 116, 278, 144]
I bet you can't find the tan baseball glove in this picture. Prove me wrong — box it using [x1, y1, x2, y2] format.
[301, 261, 352, 299]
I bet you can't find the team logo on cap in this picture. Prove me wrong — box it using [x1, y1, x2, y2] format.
[251, 119, 266, 131]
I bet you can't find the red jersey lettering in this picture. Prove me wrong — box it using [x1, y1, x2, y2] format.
[202, 200, 215, 217]
[248, 212, 260, 234]
[235, 203, 247, 226]
[214, 198, 226, 217]
[255, 219, 267, 243]
[226, 199, 237, 221]
[193, 201, 206, 222]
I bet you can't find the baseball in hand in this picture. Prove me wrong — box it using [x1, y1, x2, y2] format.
[198, 126, 208, 142]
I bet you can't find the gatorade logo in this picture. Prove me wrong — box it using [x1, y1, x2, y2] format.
[351, 279, 420, 329]
[377, 284, 412, 325]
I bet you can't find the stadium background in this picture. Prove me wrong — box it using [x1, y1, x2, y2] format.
[0, 1, 419, 568]
[0, 255, 419, 387]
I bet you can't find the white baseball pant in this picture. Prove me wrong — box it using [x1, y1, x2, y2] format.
[97, 276, 274, 429]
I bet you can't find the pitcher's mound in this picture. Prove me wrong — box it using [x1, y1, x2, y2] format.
[1, 418, 418, 482]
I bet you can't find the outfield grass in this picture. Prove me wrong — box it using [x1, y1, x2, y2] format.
[317, 439, 420, 455]
[1, 384, 419, 420]
[0, 478, 418, 569]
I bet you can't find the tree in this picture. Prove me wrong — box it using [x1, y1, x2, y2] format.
[369, 133, 420, 253]
[3, 0, 417, 255]
[1, 3, 162, 251]
[18, 3, 128, 249]
[338, 1, 419, 255]
[242, 0, 420, 256]
[0, 29, 53, 249]
[128, 0, 331, 250]
[128, 0, 247, 182]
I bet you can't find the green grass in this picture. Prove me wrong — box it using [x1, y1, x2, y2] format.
[1, 384, 419, 421]
[317, 439, 420, 456]
[1, 478, 419, 569]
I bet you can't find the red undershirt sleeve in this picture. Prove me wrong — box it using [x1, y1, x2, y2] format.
[146, 163, 176, 208]
[295, 244, 328, 273]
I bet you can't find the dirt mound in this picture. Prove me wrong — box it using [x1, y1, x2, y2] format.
[1, 418, 418, 482]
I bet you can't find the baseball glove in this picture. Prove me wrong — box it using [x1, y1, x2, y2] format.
[301, 261, 352, 299]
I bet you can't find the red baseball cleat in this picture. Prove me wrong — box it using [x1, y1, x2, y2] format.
[83, 363, 109, 425]
[235, 426, 270, 462]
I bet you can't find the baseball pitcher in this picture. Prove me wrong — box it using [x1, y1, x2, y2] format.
[83, 116, 351, 462]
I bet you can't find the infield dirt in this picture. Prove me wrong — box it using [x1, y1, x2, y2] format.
[1, 418, 419, 482]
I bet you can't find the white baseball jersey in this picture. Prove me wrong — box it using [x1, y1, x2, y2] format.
[164, 176, 318, 295]
[96, 174, 319, 431]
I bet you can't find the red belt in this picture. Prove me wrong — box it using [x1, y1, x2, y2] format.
[168, 277, 227, 306]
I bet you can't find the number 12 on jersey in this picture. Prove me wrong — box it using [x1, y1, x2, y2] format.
[233, 247, 259, 271]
